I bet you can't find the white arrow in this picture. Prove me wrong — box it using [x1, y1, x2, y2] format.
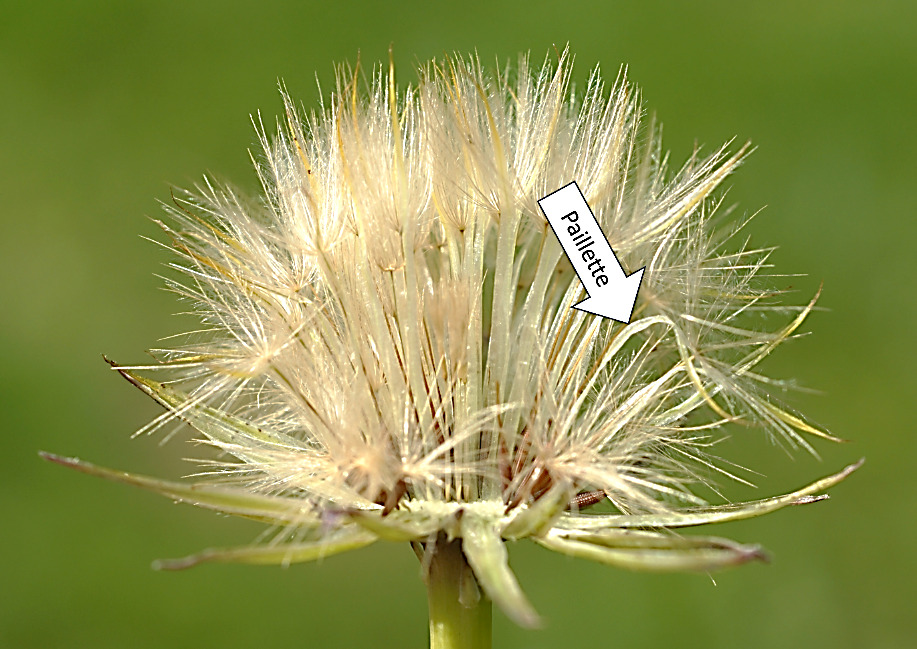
[538, 181, 645, 323]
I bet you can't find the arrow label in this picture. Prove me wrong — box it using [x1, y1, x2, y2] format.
[538, 181, 645, 323]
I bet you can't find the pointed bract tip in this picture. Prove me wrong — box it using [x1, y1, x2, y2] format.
[102, 356, 145, 389]
[747, 545, 771, 564]
[39, 451, 78, 467]
[152, 556, 198, 571]
[847, 457, 866, 473]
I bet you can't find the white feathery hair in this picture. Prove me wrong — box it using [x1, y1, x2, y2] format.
[46, 49, 858, 628]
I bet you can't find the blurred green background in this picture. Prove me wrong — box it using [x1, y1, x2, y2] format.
[3, 1, 914, 647]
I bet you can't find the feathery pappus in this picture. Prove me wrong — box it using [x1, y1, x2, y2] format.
[44, 49, 859, 629]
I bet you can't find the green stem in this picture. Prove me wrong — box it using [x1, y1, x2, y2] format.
[425, 536, 492, 649]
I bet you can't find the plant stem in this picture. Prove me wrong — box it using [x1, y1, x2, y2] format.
[426, 536, 492, 649]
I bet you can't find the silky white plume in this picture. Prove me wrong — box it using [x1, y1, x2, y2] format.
[44, 49, 859, 628]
